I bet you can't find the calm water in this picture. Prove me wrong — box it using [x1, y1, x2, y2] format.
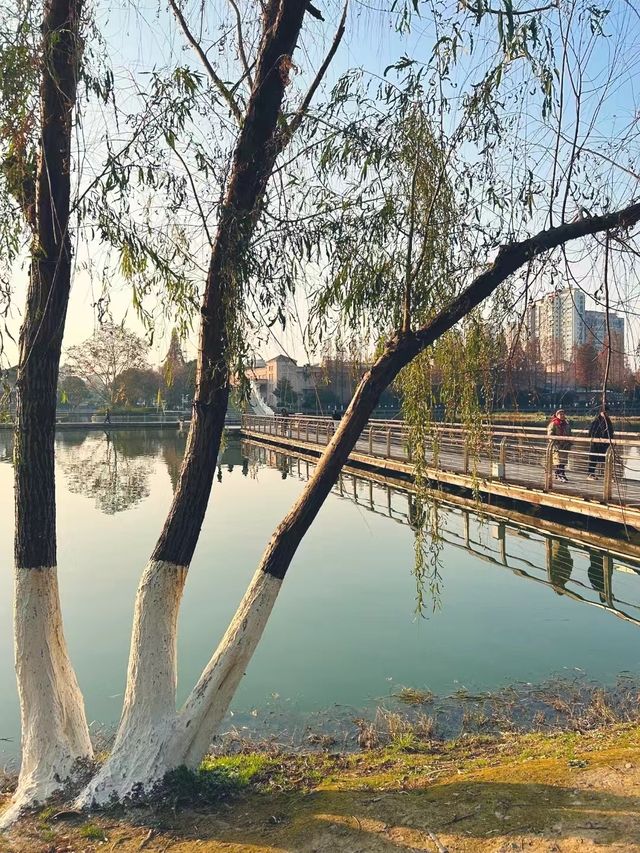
[1, 428, 639, 763]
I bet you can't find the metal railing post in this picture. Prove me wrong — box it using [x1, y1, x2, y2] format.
[463, 442, 469, 475]
[368, 426, 373, 455]
[498, 437, 507, 479]
[386, 429, 391, 459]
[315, 422, 319, 444]
[603, 446, 614, 502]
[544, 442, 553, 491]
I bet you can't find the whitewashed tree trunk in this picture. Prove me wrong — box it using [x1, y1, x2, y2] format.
[75, 0, 314, 807]
[172, 569, 283, 768]
[75, 567, 282, 805]
[75, 561, 186, 807]
[5, 0, 87, 825]
[1, 568, 92, 828]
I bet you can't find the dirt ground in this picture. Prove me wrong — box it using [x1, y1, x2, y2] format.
[2, 724, 640, 852]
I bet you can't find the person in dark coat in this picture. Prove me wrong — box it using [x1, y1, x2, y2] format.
[587, 407, 614, 480]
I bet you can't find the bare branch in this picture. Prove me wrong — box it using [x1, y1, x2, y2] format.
[403, 149, 420, 334]
[169, 142, 214, 247]
[227, 0, 253, 90]
[285, 0, 348, 142]
[167, 0, 243, 125]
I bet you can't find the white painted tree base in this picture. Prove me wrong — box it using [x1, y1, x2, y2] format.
[1, 567, 92, 829]
[174, 569, 283, 768]
[75, 568, 282, 806]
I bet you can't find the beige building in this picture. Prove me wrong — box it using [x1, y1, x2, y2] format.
[248, 353, 372, 410]
[249, 355, 315, 408]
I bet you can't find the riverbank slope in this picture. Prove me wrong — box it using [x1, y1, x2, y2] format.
[2, 722, 640, 851]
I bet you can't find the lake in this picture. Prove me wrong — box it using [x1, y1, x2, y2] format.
[1, 428, 639, 764]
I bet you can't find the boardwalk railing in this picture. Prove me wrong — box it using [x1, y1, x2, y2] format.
[241, 414, 640, 517]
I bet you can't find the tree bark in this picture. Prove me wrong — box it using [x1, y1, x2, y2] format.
[5, 0, 92, 826]
[77, 0, 315, 806]
[169, 201, 640, 759]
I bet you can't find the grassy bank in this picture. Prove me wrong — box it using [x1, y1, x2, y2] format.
[3, 720, 640, 852]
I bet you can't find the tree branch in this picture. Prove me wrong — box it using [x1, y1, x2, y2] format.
[458, 0, 558, 16]
[167, 0, 243, 125]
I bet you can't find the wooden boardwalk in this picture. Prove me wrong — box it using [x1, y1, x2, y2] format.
[241, 415, 640, 529]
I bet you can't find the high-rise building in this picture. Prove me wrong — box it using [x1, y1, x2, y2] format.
[522, 289, 625, 366]
[583, 310, 625, 349]
[583, 309, 626, 384]
[528, 289, 586, 364]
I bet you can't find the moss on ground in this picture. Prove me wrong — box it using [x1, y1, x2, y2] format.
[2, 722, 640, 851]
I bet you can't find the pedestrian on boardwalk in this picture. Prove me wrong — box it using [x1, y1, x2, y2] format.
[587, 406, 614, 481]
[104, 407, 111, 425]
[547, 409, 572, 481]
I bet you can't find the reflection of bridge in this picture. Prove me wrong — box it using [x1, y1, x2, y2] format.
[241, 415, 640, 527]
[244, 440, 640, 629]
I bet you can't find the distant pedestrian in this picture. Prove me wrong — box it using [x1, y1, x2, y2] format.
[104, 408, 111, 425]
[547, 409, 572, 482]
[587, 406, 614, 481]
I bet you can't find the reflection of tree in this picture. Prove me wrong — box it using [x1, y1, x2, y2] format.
[58, 432, 153, 514]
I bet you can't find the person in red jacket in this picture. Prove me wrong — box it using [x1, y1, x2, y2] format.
[547, 409, 572, 481]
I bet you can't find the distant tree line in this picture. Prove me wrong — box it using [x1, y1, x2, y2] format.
[58, 325, 195, 409]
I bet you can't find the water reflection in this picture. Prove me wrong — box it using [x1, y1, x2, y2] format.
[243, 441, 640, 629]
[0, 430, 13, 463]
[57, 431, 154, 514]
[162, 432, 188, 492]
[0, 427, 247, 508]
[548, 540, 573, 594]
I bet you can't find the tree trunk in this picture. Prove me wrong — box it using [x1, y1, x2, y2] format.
[4, 0, 91, 826]
[76, 0, 312, 806]
[166, 201, 640, 764]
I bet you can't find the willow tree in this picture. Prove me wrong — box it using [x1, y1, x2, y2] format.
[1, 0, 350, 818]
